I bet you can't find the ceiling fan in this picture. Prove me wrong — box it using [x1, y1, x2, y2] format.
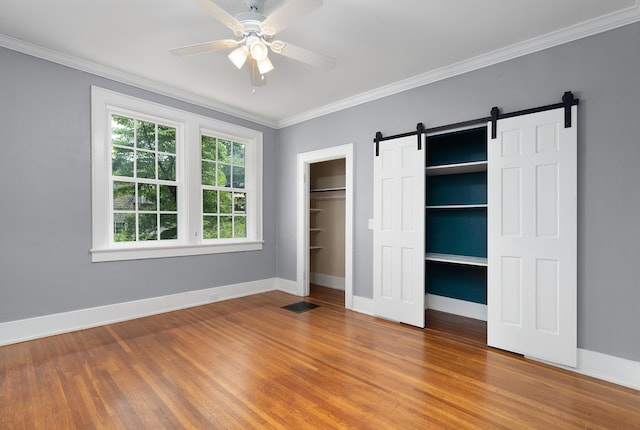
[170, 0, 336, 87]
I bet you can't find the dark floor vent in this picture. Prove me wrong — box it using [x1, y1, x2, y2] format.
[281, 301, 320, 313]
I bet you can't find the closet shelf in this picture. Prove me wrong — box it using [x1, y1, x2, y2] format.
[310, 187, 346, 193]
[426, 204, 487, 209]
[426, 161, 487, 176]
[425, 253, 488, 267]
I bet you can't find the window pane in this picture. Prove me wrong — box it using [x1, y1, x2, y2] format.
[218, 140, 232, 163]
[158, 125, 176, 154]
[138, 183, 157, 211]
[220, 191, 232, 214]
[203, 190, 218, 214]
[218, 164, 231, 187]
[158, 154, 176, 181]
[219, 216, 233, 239]
[232, 166, 245, 189]
[202, 160, 216, 186]
[136, 120, 156, 150]
[114, 213, 136, 242]
[160, 185, 177, 211]
[112, 147, 134, 177]
[113, 181, 135, 210]
[233, 142, 245, 166]
[112, 115, 134, 147]
[234, 216, 246, 238]
[203, 216, 218, 239]
[136, 151, 156, 179]
[233, 192, 246, 214]
[201, 135, 216, 161]
[138, 213, 158, 241]
[160, 214, 177, 240]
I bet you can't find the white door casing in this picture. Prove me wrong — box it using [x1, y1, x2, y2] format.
[487, 106, 577, 367]
[373, 135, 425, 327]
[296, 144, 354, 308]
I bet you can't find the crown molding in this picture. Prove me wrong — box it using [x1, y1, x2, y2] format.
[0, 34, 279, 129]
[2, 1, 639, 130]
[276, 1, 640, 128]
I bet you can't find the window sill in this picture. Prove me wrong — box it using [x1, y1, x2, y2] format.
[91, 241, 264, 262]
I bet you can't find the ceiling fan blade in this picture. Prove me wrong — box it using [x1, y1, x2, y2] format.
[272, 41, 336, 70]
[170, 39, 239, 57]
[260, 0, 323, 35]
[193, 0, 244, 36]
[249, 58, 267, 87]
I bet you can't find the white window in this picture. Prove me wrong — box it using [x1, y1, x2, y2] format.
[91, 87, 263, 262]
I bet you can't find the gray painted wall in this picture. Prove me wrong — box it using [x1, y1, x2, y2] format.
[1, 22, 639, 363]
[276, 23, 640, 362]
[0, 47, 278, 322]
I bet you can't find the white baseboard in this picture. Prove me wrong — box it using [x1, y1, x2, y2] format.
[1, 281, 637, 392]
[426, 294, 487, 321]
[531, 349, 640, 392]
[351, 295, 373, 315]
[274, 277, 299, 295]
[528, 349, 640, 392]
[576, 348, 640, 391]
[0, 278, 281, 346]
[310, 273, 345, 290]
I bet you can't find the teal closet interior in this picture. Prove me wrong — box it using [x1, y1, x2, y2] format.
[425, 127, 488, 305]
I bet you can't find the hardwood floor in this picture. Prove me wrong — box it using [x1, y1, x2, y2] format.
[2, 289, 639, 429]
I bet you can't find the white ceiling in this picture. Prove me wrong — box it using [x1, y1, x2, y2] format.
[1, 0, 639, 127]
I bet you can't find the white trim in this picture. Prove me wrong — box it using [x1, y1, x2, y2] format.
[529, 349, 640, 392]
[310, 273, 345, 291]
[351, 296, 373, 316]
[426, 294, 488, 321]
[0, 280, 636, 392]
[0, 34, 277, 129]
[276, 2, 640, 128]
[0, 278, 281, 346]
[91, 241, 264, 262]
[296, 144, 354, 308]
[275, 277, 299, 296]
[91, 86, 263, 261]
[2, 4, 639, 129]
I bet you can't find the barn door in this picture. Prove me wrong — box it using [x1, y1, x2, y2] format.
[373, 135, 425, 327]
[487, 106, 577, 367]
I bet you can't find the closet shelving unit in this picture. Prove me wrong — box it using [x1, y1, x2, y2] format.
[309, 186, 345, 251]
[425, 126, 488, 305]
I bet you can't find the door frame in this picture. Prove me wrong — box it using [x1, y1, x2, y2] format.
[296, 144, 354, 308]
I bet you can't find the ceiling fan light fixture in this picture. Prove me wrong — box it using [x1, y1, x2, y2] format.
[249, 39, 269, 61]
[257, 56, 274, 75]
[228, 46, 249, 69]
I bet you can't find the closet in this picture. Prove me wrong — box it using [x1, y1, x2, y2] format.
[425, 126, 488, 312]
[309, 159, 346, 291]
[372, 92, 579, 367]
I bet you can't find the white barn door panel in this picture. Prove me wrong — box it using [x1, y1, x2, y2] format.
[373, 135, 425, 327]
[488, 106, 577, 367]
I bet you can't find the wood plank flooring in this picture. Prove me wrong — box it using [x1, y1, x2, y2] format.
[1, 288, 639, 429]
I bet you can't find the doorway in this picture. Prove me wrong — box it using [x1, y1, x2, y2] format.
[296, 144, 353, 308]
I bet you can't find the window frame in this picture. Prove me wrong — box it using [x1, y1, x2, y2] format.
[91, 86, 263, 262]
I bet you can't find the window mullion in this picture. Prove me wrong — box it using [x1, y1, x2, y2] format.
[185, 122, 202, 244]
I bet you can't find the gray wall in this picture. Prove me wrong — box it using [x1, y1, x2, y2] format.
[277, 23, 640, 362]
[0, 47, 278, 322]
[1, 22, 638, 363]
